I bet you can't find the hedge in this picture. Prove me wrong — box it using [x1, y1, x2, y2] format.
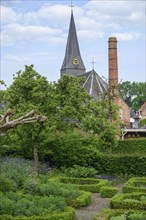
[93, 209, 146, 220]
[0, 207, 75, 220]
[110, 193, 146, 210]
[93, 155, 146, 176]
[66, 191, 92, 208]
[59, 177, 111, 193]
[122, 177, 146, 194]
[112, 139, 146, 155]
[100, 186, 118, 198]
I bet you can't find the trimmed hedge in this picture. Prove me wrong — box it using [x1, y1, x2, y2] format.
[0, 207, 75, 220]
[110, 193, 146, 210]
[59, 177, 111, 193]
[100, 186, 118, 198]
[113, 139, 146, 155]
[93, 209, 146, 220]
[122, 177, 146, 194]
[93, 155, 146, 176]
[66, 191, 92, 208]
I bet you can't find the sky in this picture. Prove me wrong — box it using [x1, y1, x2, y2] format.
[0, 0, 146, 89]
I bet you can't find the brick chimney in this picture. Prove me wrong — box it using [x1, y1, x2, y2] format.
[108, 37, 119, 99]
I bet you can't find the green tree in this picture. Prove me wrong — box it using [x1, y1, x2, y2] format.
[4, 65, 49, 175]
[119, 81, 146, 111]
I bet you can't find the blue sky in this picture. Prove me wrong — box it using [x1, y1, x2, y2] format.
[1, 0, 146, 89]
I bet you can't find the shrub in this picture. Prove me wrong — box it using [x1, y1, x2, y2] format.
[122, 177, 146, 193]
[93, 209, 146, 220]
[0, 175, 17, 192]
[0, 207, 75, 220]
[100, 186, 118, 198]
[128, 212, 146, 220]
[23, 179, 81, 199]
[61, 165, 98, 178]
[93, 155, 146, 176]
[66, 191, 92, 208]
[0, 191, 67, 217]
[59, 177, 111, 193]
[113, 139, 146, 155]
[42, 131, 103, 167]
[110, 193, 146, 210]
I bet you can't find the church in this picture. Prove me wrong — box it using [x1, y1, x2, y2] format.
[60, 8, 130, 128]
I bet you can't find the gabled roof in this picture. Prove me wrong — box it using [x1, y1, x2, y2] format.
[80, 69, 107, 100]
[60, 10, 86, 77]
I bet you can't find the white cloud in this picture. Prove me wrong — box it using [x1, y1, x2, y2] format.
[4, 52, 51, 62]
[78, 30, 104, 41]
[111, 32, 141, 41]
[84, 0, 145, 28]
[1, 5, 21, 24]
[1, 23, 64, 46]
[128, 11, 144, 23]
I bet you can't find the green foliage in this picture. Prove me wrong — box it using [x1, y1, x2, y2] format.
[0, 207, 75, 220]
[93, 209, 146, 220]
[66, 191, 92, 208]
[110, 193, 146, 210]
[61, 165, 98, 178]
[128, 212, 146, 220]
[0, 191, 67, 216]
[1, 158, 35, 189]
[23, 179, 81, 200]
[122, 177, 146, 193]
[100, 186, 118, 198]
[99, 125, 118, 152]
[112, 139, 146, 155]
[59, 177, 111, 193]
[119, 81, 146, 111]
[110, 215, 125, 220]
[93, 155, 146, 176]
[43, 131, 103, 167]
[140, 119, 146, 128]
[82, 99, 119, 147]
[0, 175, 17, 192]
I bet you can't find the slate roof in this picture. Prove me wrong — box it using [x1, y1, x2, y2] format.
[60, 10, 86, 77]
[80, 69, 108, 100]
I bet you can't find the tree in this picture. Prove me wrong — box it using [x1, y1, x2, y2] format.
[119, 81, 146, 111]
[0, 109, 46, 133]
[4, 65, 50, 175]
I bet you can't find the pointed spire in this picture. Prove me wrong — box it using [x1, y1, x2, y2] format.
[60, 9, 86, 77]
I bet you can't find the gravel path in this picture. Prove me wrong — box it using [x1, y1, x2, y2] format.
[75, 193, 110, 220]
[75, 184, 124, 220]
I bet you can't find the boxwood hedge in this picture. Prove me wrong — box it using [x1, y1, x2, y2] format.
[59, 177, 111, 193]
[100, 186, 118, 198]
[93, 209, 146, 220]
[122, 177, 146, 194]
[110, 193, 146, 210]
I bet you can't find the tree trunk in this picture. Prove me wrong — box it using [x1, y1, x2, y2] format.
[34, 138, 39, 176]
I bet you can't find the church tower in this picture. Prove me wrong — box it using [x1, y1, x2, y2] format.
[60, 9, 86, 77]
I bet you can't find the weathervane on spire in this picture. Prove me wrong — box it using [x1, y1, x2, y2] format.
[69, 1, 75, 11]
[91, 57, 96, 70]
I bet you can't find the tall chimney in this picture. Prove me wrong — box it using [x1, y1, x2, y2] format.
[108, 37, 119, 99]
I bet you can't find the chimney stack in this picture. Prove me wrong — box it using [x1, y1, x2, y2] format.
[108, 37, 119, 98]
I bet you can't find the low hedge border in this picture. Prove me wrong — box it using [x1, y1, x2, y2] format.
[59, 177, 111, 193]
[100, 186, 118, 198]
[122, 177, 146, 194]
[110, 193, 146, 210]
[93, 208, 146, 220]
[66, 190, 92, 208]
[0, 207, 75, 220]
